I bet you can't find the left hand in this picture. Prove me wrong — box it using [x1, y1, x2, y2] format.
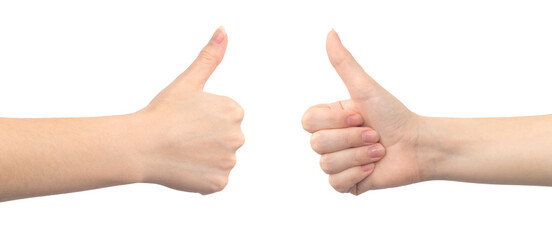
[303, 30, 428, 195]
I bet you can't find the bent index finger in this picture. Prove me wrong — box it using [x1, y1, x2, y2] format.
[310, 127, 380, 154]
[320, 144, 385, 174]
[302, 101, 363, 133]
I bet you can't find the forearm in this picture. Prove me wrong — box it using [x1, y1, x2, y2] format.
[422, 115, 552, 185]
[0, 115, 141, 202]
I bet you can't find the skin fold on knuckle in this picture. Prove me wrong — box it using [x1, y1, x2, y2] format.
[346, 128, 358, 147]
[197, 49, 221, 67]
[353, 147, 364, 165]
[345, 170, 366, 194]
[349, 185, 362, 196]
[356, 179, 372, 195]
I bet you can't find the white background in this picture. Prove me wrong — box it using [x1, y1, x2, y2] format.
[1, 1, 552, 239]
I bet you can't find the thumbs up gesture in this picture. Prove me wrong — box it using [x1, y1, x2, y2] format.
[134, 27, 244, 195]
[303, 30, 428, 195]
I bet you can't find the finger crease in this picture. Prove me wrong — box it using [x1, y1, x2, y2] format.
[338, 101, 345, 110]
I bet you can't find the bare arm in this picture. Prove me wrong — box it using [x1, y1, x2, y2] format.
[0, 27, 244, 202]
[424, 115, 552, 185]
[302, 30, 552, 194]
[0, 116, 139, 201]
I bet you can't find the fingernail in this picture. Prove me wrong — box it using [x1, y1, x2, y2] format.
[362, 130, 376, 143]
[361, 163, 375, 172]
[347, 114, 362, 126]
[368, 144, 384, 158]
[210, 26, 225, 44]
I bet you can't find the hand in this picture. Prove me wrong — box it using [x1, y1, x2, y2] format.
[303, 30, 428, 195]
[302, 101, 386, 194]
[132, 27, 244, 195]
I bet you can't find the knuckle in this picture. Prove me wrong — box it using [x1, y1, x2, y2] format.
[222, 130, 244, 151]
[224, 155, 237, 169]
[350, 187, 361, 196]
[346, 129, 357, 147]
[234, 133, 246, 148]
[224, 97, 244, 121]
[301, 111, 314, 132]
[328, 175, 338, 189]
[235, 105, 245, 121]
[209, 175, 229, 193]
[231, 103, 245, 122]
[356, 180, 371, 195]
[197, 49, 221, 67]
[319, 155, 331, 174]
[328, 176, 347, 193]
[353, 147, 365, 165]
[310, 132, 325, 154]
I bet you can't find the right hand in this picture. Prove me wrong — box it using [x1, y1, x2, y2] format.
[131, 27, 244, 195]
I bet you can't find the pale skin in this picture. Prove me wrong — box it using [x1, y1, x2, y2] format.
[302, 30, 552, 195]
[2, 28, 551, 202]
[0, 27, 244, 202]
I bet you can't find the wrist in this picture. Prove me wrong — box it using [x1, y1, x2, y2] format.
[104, 113, 147, 185]
[415, 116, 465, 182]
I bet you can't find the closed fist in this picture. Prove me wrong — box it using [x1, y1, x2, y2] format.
[303, 101, 386, 194]
[303, 30, 426, 195]
[132, 27, 244, 195]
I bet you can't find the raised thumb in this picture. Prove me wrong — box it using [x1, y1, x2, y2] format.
[326, 29, 378, 101]
[177, 26, 228, 91]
